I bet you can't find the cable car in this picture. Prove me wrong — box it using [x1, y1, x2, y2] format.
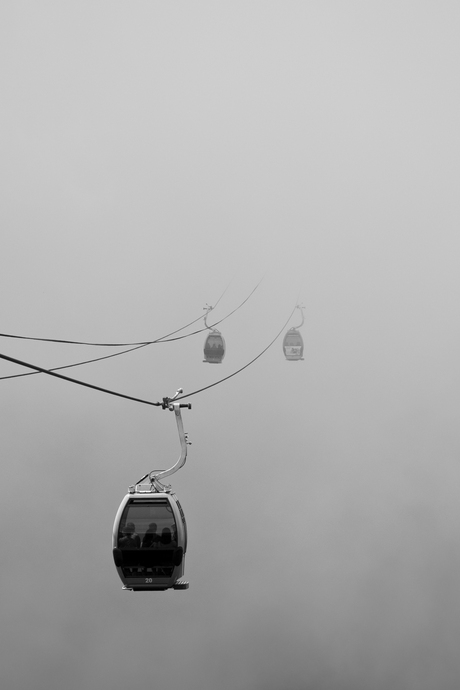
[282, 328, 304, 360]
[112, 492, 188, 591]
[283, 305, 305, 361]
[113, 394, 191, 591]
[203, 330, 226, 363]
[203, 304, 225, 363]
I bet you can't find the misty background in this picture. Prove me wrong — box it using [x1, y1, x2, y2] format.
[1, 3, 460, 689]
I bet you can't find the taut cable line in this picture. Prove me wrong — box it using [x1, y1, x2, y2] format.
[0, 279, 263, 381]
[0, 301, 296, 407]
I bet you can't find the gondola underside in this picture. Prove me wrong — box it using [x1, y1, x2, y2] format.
[113, 547, 188, 591]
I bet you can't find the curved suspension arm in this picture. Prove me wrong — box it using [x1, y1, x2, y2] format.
[130, 389, 191, 493]
[150, 402, 191, 489]
[203, 304, 220, 333]
[150, 389, 192, 491]
[293, 304, 305, 329]
[203, 304, 213, 330]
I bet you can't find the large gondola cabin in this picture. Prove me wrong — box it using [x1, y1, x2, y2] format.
[113, 490, 188, 591]
[112, 397, 191, 592]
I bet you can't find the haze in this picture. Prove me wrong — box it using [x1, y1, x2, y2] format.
[1, 3, 460, 689]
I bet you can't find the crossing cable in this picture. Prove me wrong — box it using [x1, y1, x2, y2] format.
[0, 350, 161, 406]
[0, 342, 148, 381]
[0, 277, 252, 348]
[0, 308, 204, 347]
[0, 301, 297, 406]
[0, 279, 261, 381]
[159, 278, 262, 343]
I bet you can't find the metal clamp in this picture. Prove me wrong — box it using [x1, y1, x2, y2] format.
[130, 388, 191, 493]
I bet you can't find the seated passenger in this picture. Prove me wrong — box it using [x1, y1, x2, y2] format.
[142, 522, 159, 548]
[119, 522, 140, 549]
[158, 527, 173, 547]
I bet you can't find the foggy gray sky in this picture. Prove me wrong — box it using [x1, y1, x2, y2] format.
[2, 3, 460, 689]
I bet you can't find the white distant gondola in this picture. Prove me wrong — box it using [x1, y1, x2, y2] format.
[283, 305, 305, 361]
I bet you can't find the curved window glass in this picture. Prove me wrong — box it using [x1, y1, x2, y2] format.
[174, 497, 187, 552]
[118, 498, 177, 549]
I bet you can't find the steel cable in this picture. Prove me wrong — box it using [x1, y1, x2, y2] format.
[0, 277, 256, 347]
[0, 279, 262, 381]
[0, 299, 297, 406]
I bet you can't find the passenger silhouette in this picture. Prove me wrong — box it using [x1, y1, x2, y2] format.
[142, 523, 159, 548]
[119, 522, 140, 549]
[159, 527, 172, 547]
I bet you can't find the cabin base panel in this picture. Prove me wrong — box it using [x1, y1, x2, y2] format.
[122, 580, 189, 592]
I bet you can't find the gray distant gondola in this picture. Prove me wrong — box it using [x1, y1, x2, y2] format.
[203, 330, 226, 363]
[282, 328, 304, 361]
[202, 303, 225, 363]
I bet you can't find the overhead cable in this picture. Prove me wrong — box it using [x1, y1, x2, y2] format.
[0, 277, 259, 348]
[0, 351, 162, 406]
[0, 343, 148, 381]
[0, 279, 263, 381]
[0, 298, 296, 407]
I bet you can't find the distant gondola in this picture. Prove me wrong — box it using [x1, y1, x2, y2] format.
[202, 304, 225, 363]
[203, 330, 226, 363]
[283, 305, 305, 361]
[282, 328, 304, 361]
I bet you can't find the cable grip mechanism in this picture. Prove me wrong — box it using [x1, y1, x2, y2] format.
[129, 388, 192, 494]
